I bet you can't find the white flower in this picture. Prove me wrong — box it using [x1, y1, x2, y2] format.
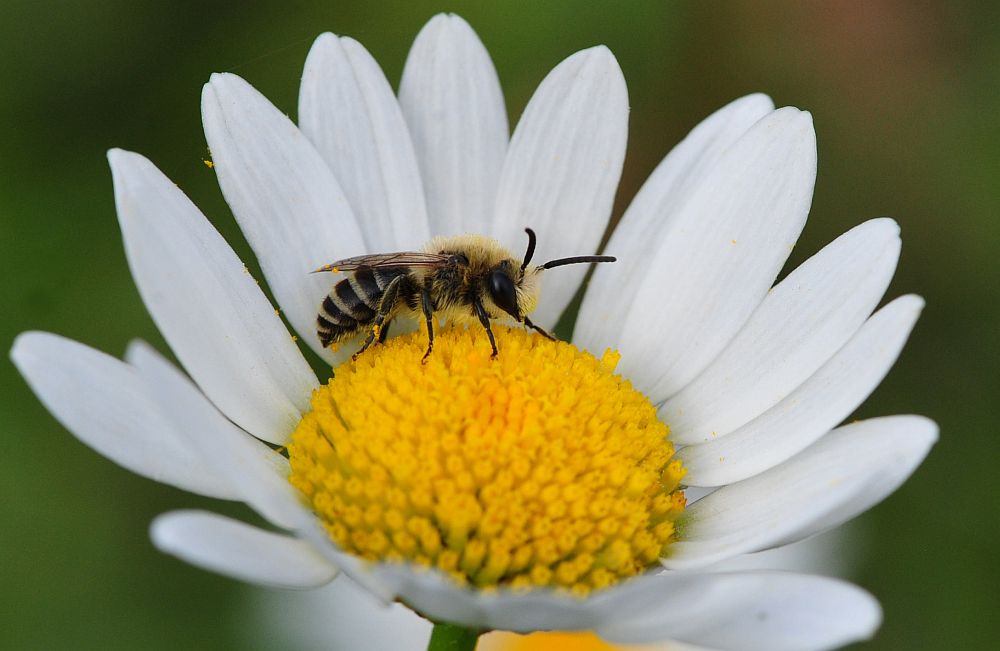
[11, 13, 936, 651]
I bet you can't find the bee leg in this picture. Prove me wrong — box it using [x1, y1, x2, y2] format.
[378, 319, 392, 344]
[420, 287, 435, 363]
[473, 299, 499, 359]
[523, 315, 556, 341]
[355, 325, 381, 359]
[354, 276, 402, 361]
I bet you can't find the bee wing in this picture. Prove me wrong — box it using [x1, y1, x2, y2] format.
[313, 252, 452, 273]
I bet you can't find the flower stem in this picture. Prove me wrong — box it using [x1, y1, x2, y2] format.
[427, 622, 481, 651]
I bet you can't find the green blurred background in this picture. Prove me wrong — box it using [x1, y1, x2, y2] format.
[1, 1, 996, 649]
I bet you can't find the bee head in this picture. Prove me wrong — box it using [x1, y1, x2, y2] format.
[483, 228, 614, 323]
[487, 263, 525, 321]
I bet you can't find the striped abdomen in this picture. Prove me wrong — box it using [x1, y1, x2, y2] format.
[317, 267, 406, 347]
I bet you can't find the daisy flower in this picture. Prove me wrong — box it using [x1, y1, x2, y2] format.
[11, 13, 936, 651]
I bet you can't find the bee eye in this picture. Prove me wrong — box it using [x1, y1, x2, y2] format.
[488, 270, 520, 319]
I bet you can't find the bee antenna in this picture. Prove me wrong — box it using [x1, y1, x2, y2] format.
[521, 228, 537, 271]
[541, 255, 616, 270]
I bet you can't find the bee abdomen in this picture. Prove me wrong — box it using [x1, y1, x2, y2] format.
[316, 284, 367, 347]
[317, 268, 406, 347]
[317, 315, 353, 348]
[335, 278, 378, 321]
[354, 267, 386, 302]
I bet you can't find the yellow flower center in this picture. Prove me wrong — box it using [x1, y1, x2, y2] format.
[287, 325, 685, 595]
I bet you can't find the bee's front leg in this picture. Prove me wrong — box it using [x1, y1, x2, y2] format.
[473, 299, 499, 360]
[523, 315, 556, 341]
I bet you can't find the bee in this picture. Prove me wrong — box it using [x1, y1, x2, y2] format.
[313, 228, 615, 361]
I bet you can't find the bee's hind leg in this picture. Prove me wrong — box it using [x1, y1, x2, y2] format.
[378, 320, 392, 344]
[523, 316, 556, 341]
[473, 299, 499, 360]
[353, 276, 402, 361]
[420, 287, 435, 364]
[354, 326, 380, 360]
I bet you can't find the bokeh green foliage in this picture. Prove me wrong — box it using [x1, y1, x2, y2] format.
[1, 1, 996, 649]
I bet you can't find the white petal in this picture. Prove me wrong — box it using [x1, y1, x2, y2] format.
[301, 527, 724, 637]
[151, 510, 336, 589]
[399, 14, 508, 237]
[368, 564, 877, 647]
[598, 572, 880, 651]
[11, 332, 238, 500]
[607, 108, 816, 402]
[708, 525, 860, 578]
[366, 564, 690, 633]
[577, 94, 774, 348]
[367, 563, 696, 632]
[127, 341, 312, 531]
[492, 46, 629, 328]
[300, 33, 429, 250]
[667, 416, 937, 569]
[372, 563, 591, 632]
[244, 578, 432, 651]
[679, 295, 924, 486]
[273, 475, 414, 604]
[202, 73, 366, 364]
[665, 218, 901, 445]
[108, 149, 316, 444]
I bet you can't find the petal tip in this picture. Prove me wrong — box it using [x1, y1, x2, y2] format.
[858, 216, 902, 240]
[430, 12, 469, 27]
[337, 35, 371, 59]
[418, 12, 454, 39]
[200, 79, 216, 103]
[742, 91, 775, 108]
[877, 216, 902, 236]
[206, 71, 246, 96]
[149, 510, 185, 553]
[123, 338, 156, 366]
[9, 330, 44, 366]
[442, 12, 472, 26]
[416, 12, 478, 47]
[579, 44, 620, 69]
[313, 31, 337, 46]
[553, 45, 625, 98]
[769, 105, 815, 133]
[907, 414, 940, 447]
[897, 293, 926, 314]
[857, 590, 884, 640]
[106, 147, 129, 165]
[106, 147, 148, 174]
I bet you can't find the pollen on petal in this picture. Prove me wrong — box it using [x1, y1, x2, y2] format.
[287, 325, 685, 594]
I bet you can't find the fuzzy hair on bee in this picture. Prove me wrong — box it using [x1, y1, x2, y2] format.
[313, 228, 615, 361]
